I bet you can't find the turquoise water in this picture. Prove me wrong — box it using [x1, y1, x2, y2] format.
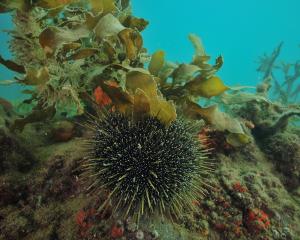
[1, 0, 300, 100]
[1, 2, 300, 239]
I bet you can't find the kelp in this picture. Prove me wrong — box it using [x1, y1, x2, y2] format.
[10, 103, 56, 132]
[94, 13, 125, 38]
[144, 33, 250, 146]
[0, 80, 18, 85]
[122, 16, 149, 32]
[0, 0, 150, 129]
[0, 54, 25, 73]
[185, 75, 229, 98]
[156, 34, 227, 102]
[89, 0, 116, 14]
[0, 0, 32, 12]
[39, 26, 90, 57]
[183, 101, 251, 147]
[148, 50, 165, 76]
[23, 67, 50, 86]
[171, 64, 200, 85]
[126, 70, 176, 126]
[118, 28, 143, 60]
[0, 0, 252, 147]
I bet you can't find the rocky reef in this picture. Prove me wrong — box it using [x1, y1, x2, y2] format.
[0, 0, 300, 240]
[1, 101, 300, 240]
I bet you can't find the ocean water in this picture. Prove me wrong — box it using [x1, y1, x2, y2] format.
[1, 0, 300, 100]
[0, 1, 300, 240]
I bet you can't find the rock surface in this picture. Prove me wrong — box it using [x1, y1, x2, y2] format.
[0, 104, 300, 240]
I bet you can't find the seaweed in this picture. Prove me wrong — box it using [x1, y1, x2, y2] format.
[0, 0, 253, 149]
[1, 1, 300, 240]
[0, 54, 25, 73]
[0, 0, 147, 129]
[257, 42, 300, 104]
[1, 0, 254, 147]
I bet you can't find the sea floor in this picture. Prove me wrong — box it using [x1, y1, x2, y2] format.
[0, 103, 300, 240]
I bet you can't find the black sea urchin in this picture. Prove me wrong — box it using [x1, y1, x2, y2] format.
[83, 111, 212, 221]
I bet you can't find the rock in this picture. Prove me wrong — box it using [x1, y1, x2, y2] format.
[0, 173, 32, 207]
[126, 218, 137, 232]
[0, 129, 35, 173]
[0, 210, 31, 239]
[51, 120, 75, 142]
[135, 230, 144, 240]
[262, 132, 300, 190]
[0, 97, 13, 113]
[150, 229, 159, 239]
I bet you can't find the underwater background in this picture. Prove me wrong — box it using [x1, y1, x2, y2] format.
[1, 0, 300, 99]
[0, 0, 300, 240]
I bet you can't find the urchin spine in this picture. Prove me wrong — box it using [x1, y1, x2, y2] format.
[82, 111, 213, 221]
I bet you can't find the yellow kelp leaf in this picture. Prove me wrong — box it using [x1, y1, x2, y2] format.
[226, 133, 251, 147]
[214, 56, 224, 71]
[188, 34, 206, 57]
[188, 34, 223, 79]
[39, 27, 59, 56]
[103, 41, 116, 62]
[36, 0, 73, 9]
[183, 101, 216, 122]
[186, 75, 229, 98]
[23, 67, 50, 85]
[0, 80, 17, 85]
[39, 26, 89, 57]
[118, 28, 143, 60]
[126, 71, 157, 98]
[123, 16, 149, 32]
[62, 42, 81, 52]
[188, 33, 212, 70]
[150, 98, 177, 126]
[133, 89, 151, 120]
[148, 50, 165, 76]
[100, 82, 133, 114]
[184, 101, 250, 146]
[197, 105, 243, 133]
[94, 14, 125, 38]
[172, 64, 200, 84]
[158, 61, 178, 83]
[84, 12, 103, 30]
[126, 71, 176, 126]
[0, 0, 31, 12]
[67, 48, 99, 60]
[89, 0, 116, 14]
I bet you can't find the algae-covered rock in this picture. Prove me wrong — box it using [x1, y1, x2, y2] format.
[0, 209, 31, 239]
[0, 104, 37, 173]
[51, 120, 76, 142]
[262, 131, 300, 190]
[0, 173, 31, 207]
[0, 0, 299, 239]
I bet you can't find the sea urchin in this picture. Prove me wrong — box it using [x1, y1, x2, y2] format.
[82, 111, 212, 221]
